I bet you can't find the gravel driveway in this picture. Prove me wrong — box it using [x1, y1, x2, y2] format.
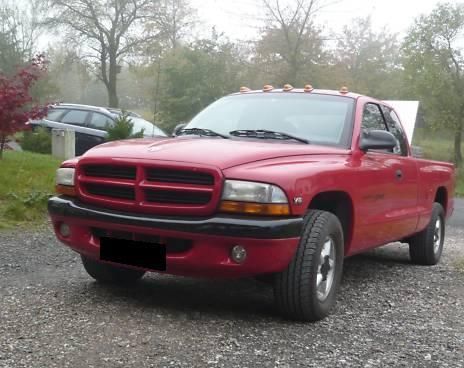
[1, 221, 463, 368]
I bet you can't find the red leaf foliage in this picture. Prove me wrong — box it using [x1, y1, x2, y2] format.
[0, 55, 49, 143]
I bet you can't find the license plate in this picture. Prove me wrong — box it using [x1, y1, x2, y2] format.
[100, 237, 166, 271]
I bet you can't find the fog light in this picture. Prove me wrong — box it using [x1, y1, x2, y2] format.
[231, 245, 247, 264]
[59, 223, 71, 237]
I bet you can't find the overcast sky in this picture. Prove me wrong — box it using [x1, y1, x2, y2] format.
[190, 0, 447, 40]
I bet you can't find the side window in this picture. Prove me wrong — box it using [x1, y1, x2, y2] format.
[381, 106, 409, 156]
[88, 112, 114, 130]
[60, 110, 89, 126]
[45, 108, 66, 122]
[361, 103, 388, 131]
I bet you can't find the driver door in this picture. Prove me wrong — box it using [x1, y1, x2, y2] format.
[353, 102, 418, 250]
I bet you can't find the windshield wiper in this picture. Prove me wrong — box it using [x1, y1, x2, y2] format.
[229, 129, 309, 144]
[178, 128, 229, 139]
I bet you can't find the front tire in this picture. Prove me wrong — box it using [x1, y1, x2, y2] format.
[81, 255, 146, 284]
[274, 210, 344, 322]
[409, 203, 445, 265]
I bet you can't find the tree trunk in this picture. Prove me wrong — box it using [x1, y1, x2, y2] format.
[0, 133, 6, 159]
[107, 51, 119, 108]
[288, 56, 298, 86]
[108, 83, 119, 108]
[153, 56, 162, 120]
[454, 127, 462, 166]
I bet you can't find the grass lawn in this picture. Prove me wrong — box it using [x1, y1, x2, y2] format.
[0, 151, 61, 229]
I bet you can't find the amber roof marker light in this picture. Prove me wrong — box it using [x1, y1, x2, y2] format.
[263, 85, 274, 92]
[340, 86, 349, 94]
[283, 84, 294, 92]
[304, 84, 314, 93]
[240, 86, 251, 93]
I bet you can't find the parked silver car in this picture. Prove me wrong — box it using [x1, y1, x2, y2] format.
[29, 103, 166, 155]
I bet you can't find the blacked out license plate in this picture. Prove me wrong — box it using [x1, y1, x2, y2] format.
[100, 237, 166, 271]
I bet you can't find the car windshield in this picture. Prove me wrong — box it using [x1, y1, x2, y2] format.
[185, 93, 355, 147]
[130, 117, 166, 137]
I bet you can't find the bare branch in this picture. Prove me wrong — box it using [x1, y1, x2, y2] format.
[40, 0, 157, 107]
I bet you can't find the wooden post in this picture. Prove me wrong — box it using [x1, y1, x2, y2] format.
[52, 129, 75, 160]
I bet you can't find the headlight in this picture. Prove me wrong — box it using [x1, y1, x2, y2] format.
[220, 180, 290, 216]
[222, 180, 288, 203]
[55, 168, 76, 196]
[56, 168, 75, 186]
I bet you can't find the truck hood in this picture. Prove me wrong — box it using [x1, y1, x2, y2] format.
[83, 137, 350, 169]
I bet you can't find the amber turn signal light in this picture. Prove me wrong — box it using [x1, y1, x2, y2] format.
[263, 85, 274, 92]
[219, 201, 290, 216]
[304, 84, 314, 92]
[56, 185, 76, 197]
[283, 84, 294, 91]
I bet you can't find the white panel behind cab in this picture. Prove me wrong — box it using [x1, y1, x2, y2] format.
[383, 100, 420, 144]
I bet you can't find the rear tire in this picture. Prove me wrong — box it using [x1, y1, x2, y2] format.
[81, 255, 146, 284]
[274, 210, 344, 322]
[409, 203, 445, 265]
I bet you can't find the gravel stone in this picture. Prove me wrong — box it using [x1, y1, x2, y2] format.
[0, 222, 463, 367]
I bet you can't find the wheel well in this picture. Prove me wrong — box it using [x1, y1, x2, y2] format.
[308, 191, 354, 252]
[435, 187, 448, 214]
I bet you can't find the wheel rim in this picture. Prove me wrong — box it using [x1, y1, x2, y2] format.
[316, 237, 336, 302]
[433, 217, 443, 254]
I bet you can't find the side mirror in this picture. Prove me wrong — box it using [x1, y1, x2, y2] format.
[172, 123, 187, 137]
[359, 130, 397, 152]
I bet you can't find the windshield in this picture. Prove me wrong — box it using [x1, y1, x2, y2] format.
[185, 93, 355, 147]
[130, 117, 167, 137]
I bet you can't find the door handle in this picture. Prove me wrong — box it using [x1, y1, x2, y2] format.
[395, 169, 403, 179]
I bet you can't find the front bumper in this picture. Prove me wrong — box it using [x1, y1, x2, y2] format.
[48, 196, 303, 278]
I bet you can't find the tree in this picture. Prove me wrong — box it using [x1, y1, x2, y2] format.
[137, 0, 196, 120]
[45, 47, 93, 103]
[159, 37, 244, 131]
[42, 0, 156, 107]
[150, 0, 196, 50]
[0, 1, 40, 73]
[256, 0, 330, 85]
[403, 2, 464, 165]
[332, 17, 400, 98]
[0, 55, 48, 159]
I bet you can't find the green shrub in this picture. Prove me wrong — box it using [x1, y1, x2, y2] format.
[106, 112, 144, 141]
[21, 127, 52, 154]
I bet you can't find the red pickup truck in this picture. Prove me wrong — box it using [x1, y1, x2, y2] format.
[48, 86, 455, 321]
